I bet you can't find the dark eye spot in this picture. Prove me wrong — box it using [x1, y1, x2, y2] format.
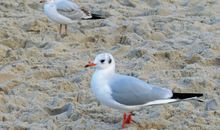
[100, 59, 105, 63]
[108, 58, 112, 64]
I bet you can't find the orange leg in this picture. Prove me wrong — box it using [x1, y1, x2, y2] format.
[126, 112, 132, 124]
[122, 112, 127, 129]
[122, 112, 133, 129]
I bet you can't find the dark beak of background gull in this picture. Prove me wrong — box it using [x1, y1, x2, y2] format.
[40, 0, 45, 3]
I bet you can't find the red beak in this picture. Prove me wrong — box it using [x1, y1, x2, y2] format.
[85, 61, 96, 68]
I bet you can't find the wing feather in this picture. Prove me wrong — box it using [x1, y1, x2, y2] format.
[109, 74, 173, 105]
[55, 0, 80, 11]
[55, 0, 91, 20]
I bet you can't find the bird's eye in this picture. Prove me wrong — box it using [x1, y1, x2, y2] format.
[100, 59, 105, 63]
[108, 58, 112, 64]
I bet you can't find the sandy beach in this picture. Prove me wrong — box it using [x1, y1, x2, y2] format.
[0, 0, 219, 129]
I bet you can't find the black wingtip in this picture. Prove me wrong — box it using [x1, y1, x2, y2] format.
[171, 92, 203, 99]
[90, 13, 105, 19]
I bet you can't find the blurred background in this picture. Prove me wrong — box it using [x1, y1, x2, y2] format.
[0, 0, 219, 129]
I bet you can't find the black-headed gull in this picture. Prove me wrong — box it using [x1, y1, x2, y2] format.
[85, 53, 203, 128]
[40, 0, 104, 37]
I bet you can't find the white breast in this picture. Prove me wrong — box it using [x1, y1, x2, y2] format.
[91, 72, 112, 105]
[91, 72, 140, 111]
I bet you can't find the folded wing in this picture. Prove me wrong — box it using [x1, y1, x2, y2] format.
[55, 0, 93, 20]
[109, 74, 173, 106]
[55, 0, 80, 11]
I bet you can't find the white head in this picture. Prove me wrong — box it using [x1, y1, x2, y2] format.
[40, 0, 55, 3]
[85, 53, 115, 71]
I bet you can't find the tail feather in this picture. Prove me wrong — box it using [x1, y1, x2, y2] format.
[171, 92, 203, 99]
[145, 92, 204, 107]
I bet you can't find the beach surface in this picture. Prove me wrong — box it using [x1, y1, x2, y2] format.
[0, 0, 219, 129]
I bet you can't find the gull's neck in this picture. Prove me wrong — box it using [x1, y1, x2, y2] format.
[95, 65, 115, 78]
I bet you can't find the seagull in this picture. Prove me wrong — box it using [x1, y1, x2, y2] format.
[40, 0, 105, 37]
[85, 53, 203, 129]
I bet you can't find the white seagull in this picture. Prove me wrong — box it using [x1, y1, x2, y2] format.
[85, 53, 203, 128]
[40, 0, 104, 37]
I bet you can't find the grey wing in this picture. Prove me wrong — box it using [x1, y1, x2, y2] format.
[55, 0, 80, 11]
[57, 10, 83, 20]
[109, 74, 173, 106]
[55, 0, 84, 20]
[55, 0, 83, 20]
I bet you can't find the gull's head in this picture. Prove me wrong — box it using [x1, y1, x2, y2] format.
[40, 0, 55, 3]
[85, 53, 115, 71]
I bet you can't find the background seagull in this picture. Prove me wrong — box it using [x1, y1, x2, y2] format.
[40, 0, 105, 37]
[85, 53, 203, 129]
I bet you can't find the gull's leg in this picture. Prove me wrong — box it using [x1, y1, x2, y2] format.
[64, 24, 68, 36]
[122, 112, 133, 128]
[126, 112, 132, 124]
[59, 24, 62, 35]
[122, 112, 127, 129]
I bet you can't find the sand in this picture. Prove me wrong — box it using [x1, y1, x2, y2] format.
[0, 0, 219, 129]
